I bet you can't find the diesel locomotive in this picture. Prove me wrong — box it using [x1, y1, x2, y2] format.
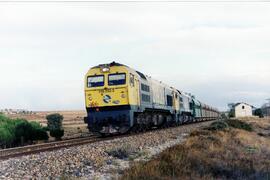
[84, 62, 219, 135]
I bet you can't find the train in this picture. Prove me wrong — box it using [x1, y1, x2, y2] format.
[84, 62, 219, 135]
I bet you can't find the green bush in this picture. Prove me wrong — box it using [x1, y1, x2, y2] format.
[46, 113, 63, 130]
[106, 144, 136, 159]
[0, 127, 13, 147]
[205, 121, 229, 131]
[0, 114, 48, 148]
[46, 113, 64, 140]
[29, 122, 49, 141]
[42, 126, 49, 131]
[50, 129, 64, 141]
[0, 113, 6, 120]
[228, 110, 235, 118]
[254, 108, 264, 118]
[15, 120, 34, 143]
[220, 113, 228, 120]
[226, 119, 253, 132]
[205, 119, 253, 132]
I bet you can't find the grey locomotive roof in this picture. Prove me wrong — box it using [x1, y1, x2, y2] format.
[93, 62, 148, 81]
[93, 61, 127, 68]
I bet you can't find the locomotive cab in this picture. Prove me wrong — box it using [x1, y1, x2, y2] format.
[84, 62, 139, 135]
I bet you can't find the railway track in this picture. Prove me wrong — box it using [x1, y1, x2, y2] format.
[0, 120, 218, 161]
[0, 135, 99, 160]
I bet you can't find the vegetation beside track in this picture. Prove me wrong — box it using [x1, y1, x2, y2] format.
[122, 119, 270, 180]
[0, 114, 48, 148]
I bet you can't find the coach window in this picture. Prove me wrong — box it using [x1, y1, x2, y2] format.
[108, 73, 126, 86]
[130, 74, 134, 87]
[87, 75, 104, 87]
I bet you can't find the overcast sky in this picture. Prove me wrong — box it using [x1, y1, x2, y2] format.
[0, 1, 270, 111]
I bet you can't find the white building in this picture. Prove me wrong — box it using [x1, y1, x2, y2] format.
[233, 103, 253, 118]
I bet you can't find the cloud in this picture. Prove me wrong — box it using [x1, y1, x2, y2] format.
[0, 3, 270, 111]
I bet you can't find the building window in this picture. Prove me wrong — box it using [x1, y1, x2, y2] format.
[242, 106, 245, 109]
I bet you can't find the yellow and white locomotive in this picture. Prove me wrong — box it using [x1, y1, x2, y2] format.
[84, 62, 219, 135]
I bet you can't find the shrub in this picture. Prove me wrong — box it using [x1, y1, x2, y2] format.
[29, 122, 49, 141]
[0, 114, 48, 148]
[0, 127, 13, 148]
[205, 119, 253, 132]
[46, 113, 64, 140]
[46, 113, 63, 130]
[42, 126, 49, 131]
[226, 119, 253, 132]
[228, 110, 235, 118]
[254, 108, 264, 118]
[0, 113, 7, 121]
[50, 129, 64, 141]
[220, 113, 228, 120]
[205, 121, 229, 131]
[106, 144, 136, 159]
[15, 120, 34, 143]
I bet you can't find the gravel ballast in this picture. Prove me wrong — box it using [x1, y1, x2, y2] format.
[0, 121, 213, 179]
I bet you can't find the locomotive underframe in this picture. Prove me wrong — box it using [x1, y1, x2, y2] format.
[85, 105, 217, 135]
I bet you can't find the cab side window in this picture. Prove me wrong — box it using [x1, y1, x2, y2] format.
[130, 73, 135, 87]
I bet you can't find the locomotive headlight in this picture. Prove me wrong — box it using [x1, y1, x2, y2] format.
[88, 94, 92, 101]
[102, 67, 110, 72]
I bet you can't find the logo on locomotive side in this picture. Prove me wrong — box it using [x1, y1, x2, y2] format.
[103, 95, 111, 103]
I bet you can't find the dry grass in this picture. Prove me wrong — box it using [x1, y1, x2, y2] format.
[238, 117, 270, 137]
[122, 119, 270, 180]
[238, 117, 270, 129]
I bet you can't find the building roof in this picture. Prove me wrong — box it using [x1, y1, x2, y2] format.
[233, 102, 255, 108]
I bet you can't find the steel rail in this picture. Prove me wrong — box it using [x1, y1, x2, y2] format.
[0, 119, 217, 160]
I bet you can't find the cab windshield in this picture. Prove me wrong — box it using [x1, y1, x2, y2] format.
[87, 75, 104, 87]
[108, 73, 126, 86]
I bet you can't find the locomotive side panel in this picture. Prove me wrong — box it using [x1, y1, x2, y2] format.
[150, 79, 166, 109]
